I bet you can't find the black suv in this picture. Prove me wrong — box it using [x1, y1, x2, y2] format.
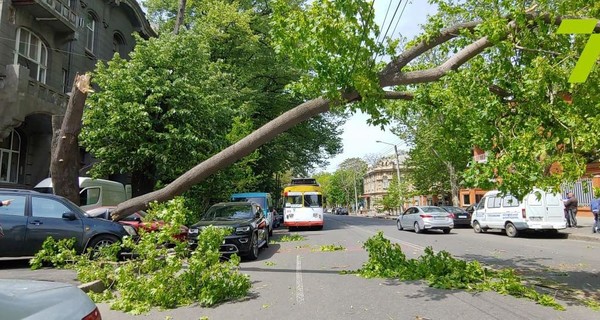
[188, 202, 268, 260]
[0, 189, 136, 257]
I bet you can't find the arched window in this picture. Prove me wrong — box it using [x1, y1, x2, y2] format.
[14, 28, 48, 83]
[0, 130, 21, 183]
[85, 12, 96, 53]
[112, 32, 126, 57]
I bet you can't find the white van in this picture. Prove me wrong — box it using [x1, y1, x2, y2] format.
[471, 189, 567, 237]
[34, 177, 128, 211]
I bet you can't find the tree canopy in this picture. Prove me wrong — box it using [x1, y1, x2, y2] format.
[106, 0, 599, 219]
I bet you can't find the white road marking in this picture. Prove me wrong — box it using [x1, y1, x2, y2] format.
[296, 255, 305, 304]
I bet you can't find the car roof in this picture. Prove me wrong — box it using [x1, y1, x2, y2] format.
[231, 192, 270, 197]
[0, 188, 39, 194]
[212, 201, 255, 207]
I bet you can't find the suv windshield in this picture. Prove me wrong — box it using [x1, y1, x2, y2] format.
[201, 204, 254, 221]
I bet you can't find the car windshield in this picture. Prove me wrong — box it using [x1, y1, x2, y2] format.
[121, 211, 146, 222]
[442, 206, 467, 213]
[231, 197, 266, 208]
[421, 207, 448, 213]
[200, 204, 254, 221]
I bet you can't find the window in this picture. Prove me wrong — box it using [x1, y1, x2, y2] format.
[80, 187, 100, 206]
[85, 13, 96, 53]
[0, 130, 21, 183]
[503, 195, 520, 207]
[487, 196, 502, 209]
[0, 195, 26, 216]
[382, 176, 389, 189]
[14, 28, 47, 83]
[462, 194, 470, 205]
[31, 197, 71, 219]
[112, 32, 125, 57]
[303, 194, 322, 207]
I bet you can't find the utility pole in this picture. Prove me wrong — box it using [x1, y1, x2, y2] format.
[376, 140, 402, 213]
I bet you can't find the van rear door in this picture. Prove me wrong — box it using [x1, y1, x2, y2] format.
[524, 192, 545, 222]
[544, 192, 565, 223]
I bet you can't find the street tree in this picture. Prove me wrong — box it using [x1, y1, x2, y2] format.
[111, 1, 599, 219]
[386, 84, 474, 206]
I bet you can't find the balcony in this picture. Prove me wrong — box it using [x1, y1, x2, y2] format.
[12, 0, 77, 33]
[474, 152, 488, 163]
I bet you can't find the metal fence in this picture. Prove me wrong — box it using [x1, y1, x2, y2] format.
[561, 178, 593, 207]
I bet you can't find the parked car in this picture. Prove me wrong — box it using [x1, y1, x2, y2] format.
[338, 207, 349, 215]
[471, 189, 566, 237]
[231, 192, 277, 234]
[440, 206, 471, 227]
[0, 279, 101, 320]
[85, 206, 188, 241]
[0, 189, 136, 258]
[188, 202, 269, 260]
[396, 206, 454, 234]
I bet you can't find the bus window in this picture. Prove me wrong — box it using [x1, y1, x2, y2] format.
[304, 195, 322, 207]
[286, 195, 303, 207]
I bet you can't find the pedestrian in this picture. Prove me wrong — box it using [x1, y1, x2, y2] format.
[0, 199, 12, 207]
[591, 188, 600, 233]
[563, 192, 578, 228]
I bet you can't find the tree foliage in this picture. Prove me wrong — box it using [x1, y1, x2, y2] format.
[109, 0, 600, 219]
[82, 0, 345, 208]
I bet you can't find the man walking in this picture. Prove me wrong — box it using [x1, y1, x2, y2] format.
[563, 192, 578, 228]
[591, 189, 600, 233]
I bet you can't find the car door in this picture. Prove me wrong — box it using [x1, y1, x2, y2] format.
[399, 207, 411, 229]
[0, 195, 28, 257]
[24, 196, 85, 256]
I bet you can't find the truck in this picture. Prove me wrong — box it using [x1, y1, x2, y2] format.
[33, 177, 129, 211]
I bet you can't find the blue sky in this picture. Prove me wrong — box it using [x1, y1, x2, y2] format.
[322, 0, 437, 172]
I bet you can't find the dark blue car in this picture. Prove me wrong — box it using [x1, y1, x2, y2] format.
[0, 189, 136, 257]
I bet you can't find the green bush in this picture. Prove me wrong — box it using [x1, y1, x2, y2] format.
[30, 197, 251, 314]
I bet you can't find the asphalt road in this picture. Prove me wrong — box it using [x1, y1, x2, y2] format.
[2, 214, 599, 319]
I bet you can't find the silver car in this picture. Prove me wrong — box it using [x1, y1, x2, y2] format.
[396, 206, 454, 234]
[0, 279, 101, 320]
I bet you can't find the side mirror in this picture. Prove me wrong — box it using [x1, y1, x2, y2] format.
[62, 212, 77, 220]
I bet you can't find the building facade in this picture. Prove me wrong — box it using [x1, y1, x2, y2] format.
[0, 0, 154, 188]
[362, 154, 410, 211]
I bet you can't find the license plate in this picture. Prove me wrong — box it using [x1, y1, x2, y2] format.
[434, 216, 446, 220]
[458, 215, 467, 218]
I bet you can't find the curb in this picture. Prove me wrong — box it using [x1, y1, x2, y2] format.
[565, 233, 600, 243]
[78, 280, 105, 293]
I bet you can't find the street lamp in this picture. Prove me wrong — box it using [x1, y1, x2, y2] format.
[376, 140, 402, 213]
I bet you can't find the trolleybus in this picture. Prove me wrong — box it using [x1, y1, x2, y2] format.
[283, 178, 324, 230]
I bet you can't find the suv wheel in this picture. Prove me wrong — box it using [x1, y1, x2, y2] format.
[246, 233, 259, 261]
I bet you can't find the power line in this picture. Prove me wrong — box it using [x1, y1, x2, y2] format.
[390, 0, 410, 45]
[376, 0, 395, 44]
[372, 0, 404, 65]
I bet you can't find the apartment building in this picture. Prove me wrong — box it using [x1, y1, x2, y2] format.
[0, 0, 154, 188]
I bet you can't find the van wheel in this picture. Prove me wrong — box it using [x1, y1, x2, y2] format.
[505, 222, 519, 238]
[414, 222, 422, 233]
[473, 221, 482, 233]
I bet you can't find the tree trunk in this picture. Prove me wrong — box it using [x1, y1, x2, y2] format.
[173, 0, 187, 35]
[445, 161, 460, 207]
[50, 73, 92, 205]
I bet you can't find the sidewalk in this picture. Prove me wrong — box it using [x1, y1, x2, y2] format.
[356, 211, 600, 243]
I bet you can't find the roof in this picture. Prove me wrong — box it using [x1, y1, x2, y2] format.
[231, 193, 270, 197]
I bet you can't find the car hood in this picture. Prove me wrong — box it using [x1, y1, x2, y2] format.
[0, 279, 97, 320]
[191, 219, 252, 228]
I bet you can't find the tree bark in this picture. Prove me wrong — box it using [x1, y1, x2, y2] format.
[50, 74, 92, 205]
[173, 0, 187, 35]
